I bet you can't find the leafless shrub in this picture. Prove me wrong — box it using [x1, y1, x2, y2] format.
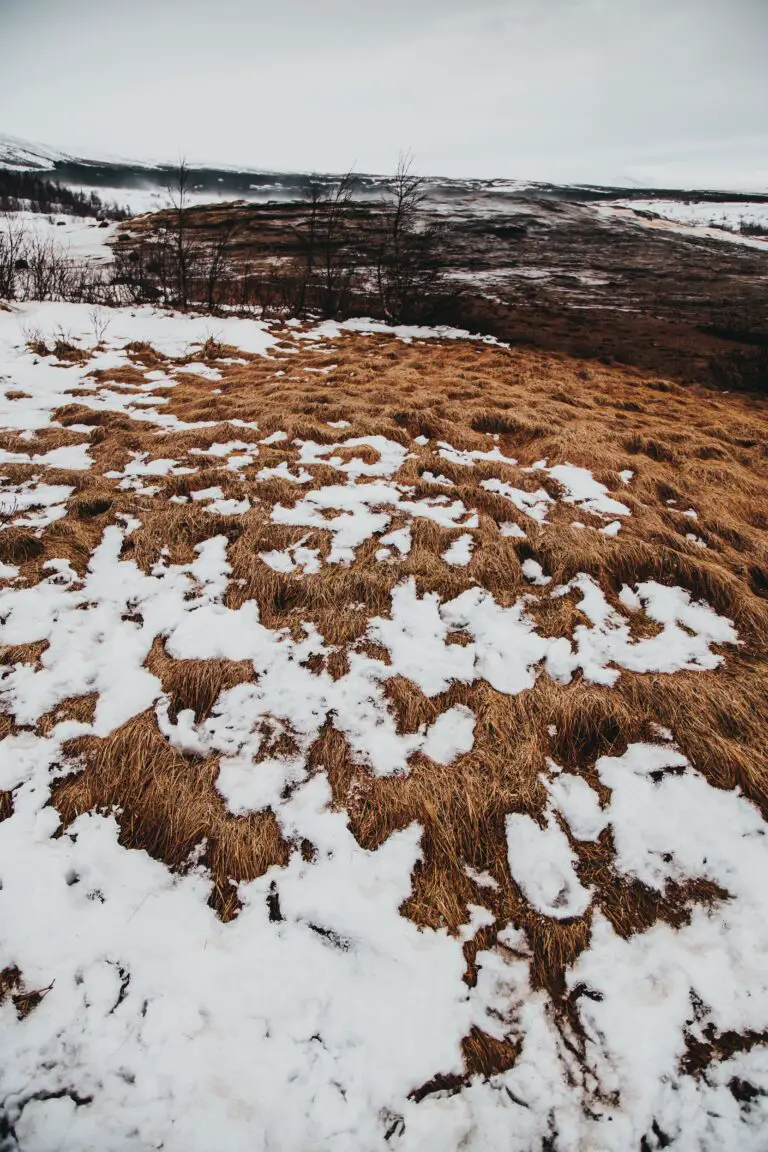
[1, 220, 120, 307]
[0, 496, 18, 524]
[293, 172, 370, 317]
[200, 218, 241, 311]
[89, 307, 111, 346]
[112, 160, 243, 312]
[375, 153, 446, 323]
[0, 213, 27, 299]
[167, 158, 194, 310]
[21, 323, 49, 357]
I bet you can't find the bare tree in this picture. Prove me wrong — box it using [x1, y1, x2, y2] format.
[295, 178, 323, 314]
[375, 153, 444, 323]
[201, 217, 241, 311]
[117, 159, 241, 311]
[295, 171, 360, 317]
[319, 170, 358, 315]
[167, 158, 194, 309]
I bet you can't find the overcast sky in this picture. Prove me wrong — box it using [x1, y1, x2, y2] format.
[1, 0, 766, 188]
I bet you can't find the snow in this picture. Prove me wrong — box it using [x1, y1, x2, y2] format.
[301, 317, 503, 348]
[521, 558, 551, 585]
[532, 460, 630, 518]
[545, 771, 607, 842]
[0, 211, 118, 265]
[481, 476, 553, 522]
[189, 440, 254, 458]
[506, 812, 592, 919]
[600, 201, 768, 253]
[176, 363, 222, 381]
[256, 460, 312, 484]
[272, 482, 476, 566]
[379, 525, 412, 556]
[1, 300, 279, 362]
[0, 298, 765, 1151]
[600, 519, 622, 536]
[272, 482, 398, 565]
[464, 865, 499, 891]
[545, 575, 738, 686]
[437, 742, 768, 1149]
[0, 442, 92, 471]
[260, 540, 321, 576]
[110, 452, 196, 481]
[442, 533, 474, 566]
[297, 435, 411, 479]
[0, 527, 228, 732]
[420, 470, 454, 486]
[368, 581, 477, 697]
[0, 480, 74, 527]
[204, 496, 251, 515]
[0, 775, 472, 1152]
[367, 575, 738, 702]
[438, 442, 518, 468]
[440, 587, 551, 695]
[615, 199, 768, 235]
[421, 704, 476, 765]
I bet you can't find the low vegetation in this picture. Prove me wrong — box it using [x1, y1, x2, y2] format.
[3, 329, 766, 970]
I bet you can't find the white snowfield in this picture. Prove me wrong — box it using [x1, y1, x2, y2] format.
[614, 199, 768, 234]
[0, 302, 766, 1151]
[601, 200, 768, 252]
[0, 212, 119, 265]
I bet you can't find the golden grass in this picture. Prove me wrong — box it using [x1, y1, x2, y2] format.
[2, 328, 767, 1079]
[56, 713, 290, 922]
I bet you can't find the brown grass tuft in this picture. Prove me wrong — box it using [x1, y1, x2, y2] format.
[54, 712, 291, 922]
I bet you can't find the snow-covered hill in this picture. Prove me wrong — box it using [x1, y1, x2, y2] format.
[0, 133, 74, 172]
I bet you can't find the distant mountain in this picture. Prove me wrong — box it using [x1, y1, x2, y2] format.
[0, 132, 77, 172]
[2, 132, 767, 216]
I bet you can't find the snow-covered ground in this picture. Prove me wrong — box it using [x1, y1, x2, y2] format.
[613, 199, 768, 234]
[0, 212, 118, 265]
[601, 200, 768, 252]
[0, 302, 767, 1150]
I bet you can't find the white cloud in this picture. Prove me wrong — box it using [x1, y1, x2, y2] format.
[0, 0, 765, 186]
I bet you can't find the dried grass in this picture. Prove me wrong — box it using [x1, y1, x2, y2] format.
[4, 329, 768, 1077]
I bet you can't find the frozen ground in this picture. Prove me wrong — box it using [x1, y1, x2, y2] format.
[0, 303, 766, 1150]
[0, 212, 119, 265]
[613, 199, 768, 234]
[601, 200, 768, 253]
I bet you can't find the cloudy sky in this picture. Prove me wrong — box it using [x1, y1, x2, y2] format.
[1, 0, 766, 187]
